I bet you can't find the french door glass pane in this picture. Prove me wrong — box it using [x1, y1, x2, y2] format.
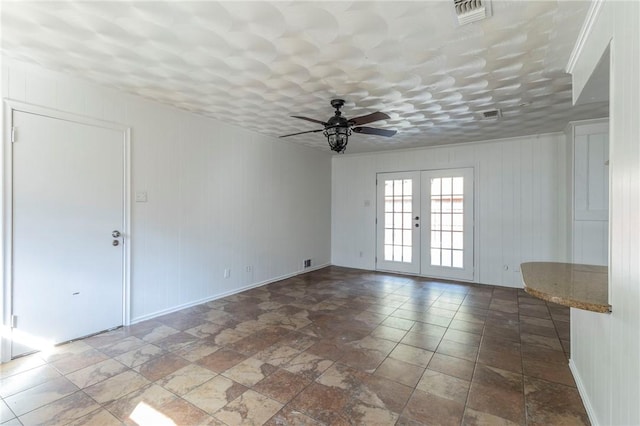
[430, 176, 465, 269]
[383, 178, 413, 263]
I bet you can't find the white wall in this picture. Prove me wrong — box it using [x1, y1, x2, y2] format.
[331, 133, 568, 288]
[568, 1, 640, 425]
[1, 59, 332, 324]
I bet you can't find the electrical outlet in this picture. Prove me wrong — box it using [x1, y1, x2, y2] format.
[246, 266, 252, 273]
[224, 268, 230, 278]
[303, 259, 311, 268]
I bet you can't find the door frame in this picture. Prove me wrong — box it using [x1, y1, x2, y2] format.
[374, 165, 479, 283]
[1, 100, 132, 362]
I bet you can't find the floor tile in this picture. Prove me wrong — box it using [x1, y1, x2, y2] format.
[436, 339, 479, 362]
[443, 329, 482, 346]
[98, 336, 147, 358]
[477, 346, 523, 373]
[104, 383, 177, 422]
[289, 382, 350, 424]
[48, 348, 109, 375]
[416, 369, 470, 403]
[283, 351, 333, 380]
[65, 358, 128, 389]
[222, 357, 277, 387]
[0, 354, 46, 380]
[462, 407, 521, 425]
[524, 376, 589, 425]
[343, 399, 400, 424]
[389, 343, 434, 367]
[427, 352, 475, 381]
[400, 330, 442, 351]
[173, 340, 220, 362]
[66, 408, 121, 426]
[370, 325, 408, 342]
[183, 376, 247, 415]
[114, 343, 165, 368]
[197, 347, 248, 373]
[213, 389, 282, 425]
[264, 407, 323, 425]
[83, 370, 149, 405]
[253, 369, 311, 403]
[523, 358, 576, 387]
[134, 352, 190, 381]
[157, 398, 216, 425]
[0, 400, 15, 423]
[374, 357, 425, 387]
[402, 388, 465, 425]
[4, 376, 78, 416]
[155, 363, 217, 396]
[17, 391, 99, 426]
[0, 364, 61, 398]
[467, 364, 525, 424]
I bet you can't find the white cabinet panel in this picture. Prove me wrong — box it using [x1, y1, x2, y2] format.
[574, 123, 609, 221]
[570, 120, 609, 266]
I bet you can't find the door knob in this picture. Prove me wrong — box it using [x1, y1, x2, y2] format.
[112, 240, 120, 246]
[112, 230, 121, 238]
[415, 216, 420, 220]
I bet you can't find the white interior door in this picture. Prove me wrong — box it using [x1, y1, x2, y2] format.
[421, 168, 474, 280]
[376, 172, 421, 274]
[12, 111, 125, 358]
[376, 168, 474, 281]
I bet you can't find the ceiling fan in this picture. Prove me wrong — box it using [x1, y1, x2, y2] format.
[280, 99, 397, 153]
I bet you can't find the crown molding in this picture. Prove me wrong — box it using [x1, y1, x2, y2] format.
[567, 0, 605, 74]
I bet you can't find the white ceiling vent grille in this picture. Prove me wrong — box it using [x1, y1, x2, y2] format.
[454, 0, 491, 25]
[480, 108, 502, 119]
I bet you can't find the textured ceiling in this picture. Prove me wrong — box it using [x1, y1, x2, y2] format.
[1, 1, 608, 153]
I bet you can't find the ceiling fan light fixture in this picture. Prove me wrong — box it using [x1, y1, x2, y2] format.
[280, 99, 395, 153]
[324, 126, 351, 153]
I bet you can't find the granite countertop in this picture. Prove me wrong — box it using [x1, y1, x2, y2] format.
[520, 262, 611, 313]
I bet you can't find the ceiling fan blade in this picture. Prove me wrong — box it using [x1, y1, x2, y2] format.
[352, 127, 397, 137]
[279, 128, 325, 138]
[291, 115, 327, 126]
[349, 111, 390, 126]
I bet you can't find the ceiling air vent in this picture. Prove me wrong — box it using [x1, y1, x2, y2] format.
[454, 0, 491, 25]
[481, 108, 502, 119]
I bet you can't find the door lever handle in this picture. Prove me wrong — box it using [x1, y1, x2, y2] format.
[112, 230, 121, 238]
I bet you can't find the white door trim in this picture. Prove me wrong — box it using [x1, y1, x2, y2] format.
[1, 100, 132, 362]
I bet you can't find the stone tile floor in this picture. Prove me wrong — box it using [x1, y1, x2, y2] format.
[0, 266, 589, 425]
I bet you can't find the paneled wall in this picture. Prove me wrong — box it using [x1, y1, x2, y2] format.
[568, 1, 640, 425]
[1, 59, 332, 324]
[331, 134, 569, 288]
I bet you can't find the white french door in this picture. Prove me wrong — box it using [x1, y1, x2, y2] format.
[376, 172, 421, 274]
[421, 168, 474, 280]
[376, 168, 474, 281]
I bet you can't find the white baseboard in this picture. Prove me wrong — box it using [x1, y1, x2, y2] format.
[569, 358, 599, 426]
[130, 263, 330, 324]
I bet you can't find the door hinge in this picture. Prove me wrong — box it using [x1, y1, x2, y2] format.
[11, 127, 17, 143]
[11, 315, 17, 328]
